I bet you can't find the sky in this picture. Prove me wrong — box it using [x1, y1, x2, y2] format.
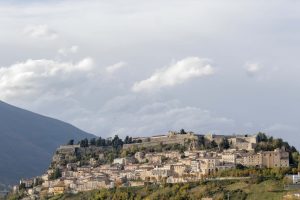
[0, 0, 300, 148]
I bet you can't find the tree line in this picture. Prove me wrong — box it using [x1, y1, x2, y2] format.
[67, 135, 142, 149]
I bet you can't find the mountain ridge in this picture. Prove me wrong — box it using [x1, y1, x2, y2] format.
[0, 100, 95, 185]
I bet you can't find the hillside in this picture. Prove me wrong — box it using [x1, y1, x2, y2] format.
[6, 130, 300, 199]
[0, 101, 94, 185]
[42, 178, 299, 200]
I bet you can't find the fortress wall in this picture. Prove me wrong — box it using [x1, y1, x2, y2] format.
[123, 137, 188, 149]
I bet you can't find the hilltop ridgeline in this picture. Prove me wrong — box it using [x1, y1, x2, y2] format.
[10, 130, 300, 199]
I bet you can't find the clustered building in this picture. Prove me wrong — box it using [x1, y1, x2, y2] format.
[15, 132, 290, 198]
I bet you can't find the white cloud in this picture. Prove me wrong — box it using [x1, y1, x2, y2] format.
[245, 62, 262, 76]
[0, 58, 94, 100]
[23, 25, 58, 40]
[58, 45, 79, 56]
[132, 57, 215, 92]
[106, 61, 126, 74]
[0, 0, 299, 149]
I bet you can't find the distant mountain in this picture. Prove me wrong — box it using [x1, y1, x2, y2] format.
[0, 101, 94, 185]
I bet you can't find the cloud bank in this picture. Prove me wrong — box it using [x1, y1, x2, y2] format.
[132, 57, 215, 92]
[72, 97, 235, 138]
[0, 0, 300, 149]
[0, 58, 94, 100]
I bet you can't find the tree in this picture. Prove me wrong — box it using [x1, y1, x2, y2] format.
[112, 135, 123, 149]
[220, 138, 230, 149]
[124, 136, 130, 144]
[198, 136, 205, 145]
[180, 129, 186, 134]
[236, 164, 245, 170]
[80, 138, 89, 147]
[90, 138, 96, 146]
[96, 137, 107, 146]
[49, 168, 61, 180]
[298, 155, 300, 172]
[96, 137, 102, 146]
[67, 139, 74, 145]
[256, 132, 268, 142]
[268, 136, 274, 142]
[19, 183, 26, 190]
[210, 140, 218, 148]
[273, 138, 283, 148]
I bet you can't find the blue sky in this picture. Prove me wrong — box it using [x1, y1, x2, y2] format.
[0, 0, 300, 148]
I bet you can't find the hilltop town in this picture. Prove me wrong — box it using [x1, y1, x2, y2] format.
[10, 131, 300, 199]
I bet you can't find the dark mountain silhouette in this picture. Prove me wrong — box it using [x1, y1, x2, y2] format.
[0, 101, 94, 185]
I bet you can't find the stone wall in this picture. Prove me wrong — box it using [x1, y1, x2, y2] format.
[123, 132, 199, 149]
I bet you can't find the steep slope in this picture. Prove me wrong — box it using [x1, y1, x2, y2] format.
[0, 101, 94, 185]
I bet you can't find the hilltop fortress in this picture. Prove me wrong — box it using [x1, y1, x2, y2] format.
[123, 131, 258, 151]
[204, 133, 257, 151]
[13, 131, 294, 198]
[123, 131, 198, 149]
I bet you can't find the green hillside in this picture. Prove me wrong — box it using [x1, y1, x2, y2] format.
[42, 178, 296, 200]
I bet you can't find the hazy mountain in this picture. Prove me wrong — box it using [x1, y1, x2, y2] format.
[0, 101, 94, 185]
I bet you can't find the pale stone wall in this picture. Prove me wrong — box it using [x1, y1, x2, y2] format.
[123, 132, 198, 149]
[243, 149, 289, 168]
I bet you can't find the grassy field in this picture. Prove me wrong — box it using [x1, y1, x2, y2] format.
[44, 178, 294, 200]
[246, 180, 285, 200]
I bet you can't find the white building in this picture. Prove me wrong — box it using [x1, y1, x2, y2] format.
[292, 172, 300, 184]
[113, 158, 125, 165]
[222, 153, 236, 164]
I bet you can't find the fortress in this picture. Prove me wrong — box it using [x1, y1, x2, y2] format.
[123, 131, 199, 149]
[204, 134, 257, 151]
[14, 131, 292, 198]
[123, 131, 258, 151]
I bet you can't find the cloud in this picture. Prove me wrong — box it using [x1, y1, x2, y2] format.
[58, 45, 79, 56]
[71, 97, 235, 138]
[23, 25, 58, 40]
[106, 61, 126, 74]
[1, 0, 300, 149]
[0, 58, 94, 100]
[132, 57, 215, 92]
[245, 62, 262, 76]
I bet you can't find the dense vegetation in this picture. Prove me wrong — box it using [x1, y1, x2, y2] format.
[197, 135, 228, 150]
[76, 134, 145, 149]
